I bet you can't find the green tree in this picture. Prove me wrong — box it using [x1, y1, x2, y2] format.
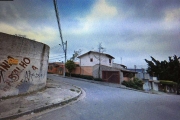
[65, 60, 76, 76]
[145, 55, 180, 94]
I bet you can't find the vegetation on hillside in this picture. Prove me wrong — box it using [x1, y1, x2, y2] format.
[122, 78, 144, 90]
[145, 55, 180, 94]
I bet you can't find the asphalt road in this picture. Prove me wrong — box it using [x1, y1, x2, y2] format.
[29, 75, 180, 120]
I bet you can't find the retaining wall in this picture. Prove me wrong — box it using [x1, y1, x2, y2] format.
[0, 32, 49, 98]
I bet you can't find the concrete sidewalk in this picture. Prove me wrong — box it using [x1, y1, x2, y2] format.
[0, 78, 82, 120]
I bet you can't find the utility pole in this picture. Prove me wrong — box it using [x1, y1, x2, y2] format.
[64, 41, 67, 77]
[98, 44, 101, 78]
[53, 0, 67, 77]
[134, 65, 136, 72]
[97, 43, 104, 78]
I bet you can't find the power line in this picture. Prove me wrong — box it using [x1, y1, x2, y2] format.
[50, 47, 64, 55]
[50, 45, 60, 50]
[50, 45, 63, 51]
[53, 0, 65, 52]
[49, 54, 64, 57]
[53, 0, 67, 77]
[49, 56, 65, 60]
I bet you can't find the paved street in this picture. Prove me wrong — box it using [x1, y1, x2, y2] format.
[29, 74, 180, 120]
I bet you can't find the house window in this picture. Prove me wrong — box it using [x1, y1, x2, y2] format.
[90, 58, 93, 62]
[109, 59, 111, 63]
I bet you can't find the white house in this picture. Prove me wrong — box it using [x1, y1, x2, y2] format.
[78, 51, 115, 67]
[75, 51, 136, 84]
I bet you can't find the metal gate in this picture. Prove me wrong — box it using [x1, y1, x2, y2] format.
[102, 71, 120, 84]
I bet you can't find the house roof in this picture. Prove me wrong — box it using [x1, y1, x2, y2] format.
[121, 69, 138, 73]
[127, 69, 146, 73]
[113, 63, 127, 68]
[77, 51, 115, 59]
[48, 62, 64, 67]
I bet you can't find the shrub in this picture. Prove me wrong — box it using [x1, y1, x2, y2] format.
[66, 73, 94, 80]
[65, 72, 70, 76]
[159, 80, 177, 86]
[71, 74, 81, 78]
[94, 78, 103, 81]
[122, 78, 143, 90]
[80, 75, 94, 80]
[47, 72, 53, 74]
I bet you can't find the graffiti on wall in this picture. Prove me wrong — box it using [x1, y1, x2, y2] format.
[0, 56, 45, 91]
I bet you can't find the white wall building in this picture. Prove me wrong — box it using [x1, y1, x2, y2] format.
[76, 51, 137, 84]
[78, 51, 114, 67]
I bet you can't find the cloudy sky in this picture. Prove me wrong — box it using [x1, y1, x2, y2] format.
[0, 0, 180, 69]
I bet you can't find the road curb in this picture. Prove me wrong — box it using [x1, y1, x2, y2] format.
[64, 76, 170, 95]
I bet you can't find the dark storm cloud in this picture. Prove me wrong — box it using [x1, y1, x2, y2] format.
[0, 0, 179, 68]
[0, 0, 54, 27]
[0, 0, 96, 30]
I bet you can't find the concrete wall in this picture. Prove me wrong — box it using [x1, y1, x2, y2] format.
[123, 77, 129, 81]
[143, 79, 151, 91]
[0, 32, 49, 98]
[72, 66, 93, 76]
[72, 67, 81, 75]
[93, 64, 122, 78]
[152, 82, 159, 91]
[135, 73, 150, 80]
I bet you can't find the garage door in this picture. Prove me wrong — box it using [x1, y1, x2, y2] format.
[102, 71, 120, 84]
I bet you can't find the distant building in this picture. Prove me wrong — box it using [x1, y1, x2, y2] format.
[128, 68, 160, 91]
[127, 68, 147, 73]
[76, 51, 136, 84]
[48, 51, 137, 84]
[78, 51, 114, 67]
[48, 62, 64, 75]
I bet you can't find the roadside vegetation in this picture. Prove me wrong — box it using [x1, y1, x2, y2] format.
[145, 55, 180, 94]
[65, 60, 76, 77]
[122, 78, 144, 90]
[159, 80, 177, 93]
[65, 73, 103, 81]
